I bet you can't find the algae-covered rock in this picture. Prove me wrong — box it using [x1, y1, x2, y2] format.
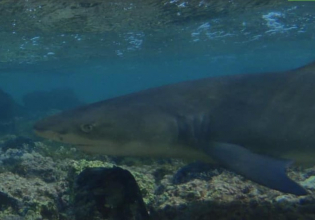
[0, 136, 73, 219]
[70, 159, 158, 205]
[302, 176, 315, 190]
[74, 167, 150, 220]
[0, 172, 61, 220]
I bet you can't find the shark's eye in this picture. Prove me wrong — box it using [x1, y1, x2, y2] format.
[80, 124, 94, 133]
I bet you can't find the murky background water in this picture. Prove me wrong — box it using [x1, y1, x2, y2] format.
[0, 0, 315, 103]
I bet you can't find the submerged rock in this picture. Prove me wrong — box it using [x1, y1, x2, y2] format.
[0, 191, 21, 212]
[0, 172, 64, 220]
[0, 89, 16, 122]
[302, 176, 315, 190]
[0, 89, 22, 134]
[74, 166, 150, 220]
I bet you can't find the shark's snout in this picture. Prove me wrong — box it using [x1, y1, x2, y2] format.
[34, 124, 65, 142]
[33, 117, 65, 141]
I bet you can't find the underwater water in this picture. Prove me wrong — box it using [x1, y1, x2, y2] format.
[0, 0, 315, 219]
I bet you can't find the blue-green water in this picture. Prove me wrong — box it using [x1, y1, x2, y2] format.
[0, 1, 315, 104]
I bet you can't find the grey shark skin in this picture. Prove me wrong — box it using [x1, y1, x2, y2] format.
[34, 61, 315, 195]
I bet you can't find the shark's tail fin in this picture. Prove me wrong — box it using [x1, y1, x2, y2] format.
[205, 142, 308, 195]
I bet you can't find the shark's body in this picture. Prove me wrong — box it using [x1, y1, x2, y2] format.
[34, 61, 315, 195]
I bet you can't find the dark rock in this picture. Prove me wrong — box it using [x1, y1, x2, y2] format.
[74, 166, 150, 220]
[0, 89, 22, 134]
[0, 191, 20, 212]
[22, 88, 84, 113]
[0, 89, 16, 122]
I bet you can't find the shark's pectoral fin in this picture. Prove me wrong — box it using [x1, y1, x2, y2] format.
[204, 142, 308, 196]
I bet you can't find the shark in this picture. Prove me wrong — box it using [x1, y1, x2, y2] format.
[34, 60, 315, 196]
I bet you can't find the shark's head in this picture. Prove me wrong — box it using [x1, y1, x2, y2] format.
[33, 99, 180, 156]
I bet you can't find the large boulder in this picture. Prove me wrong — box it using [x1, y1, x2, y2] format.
[74, 167, 150, 220]
[0, 89, 17, 122]
[0, 88, 22, 133]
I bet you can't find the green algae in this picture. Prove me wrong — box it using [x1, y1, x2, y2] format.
[71, 159, 113, 174]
